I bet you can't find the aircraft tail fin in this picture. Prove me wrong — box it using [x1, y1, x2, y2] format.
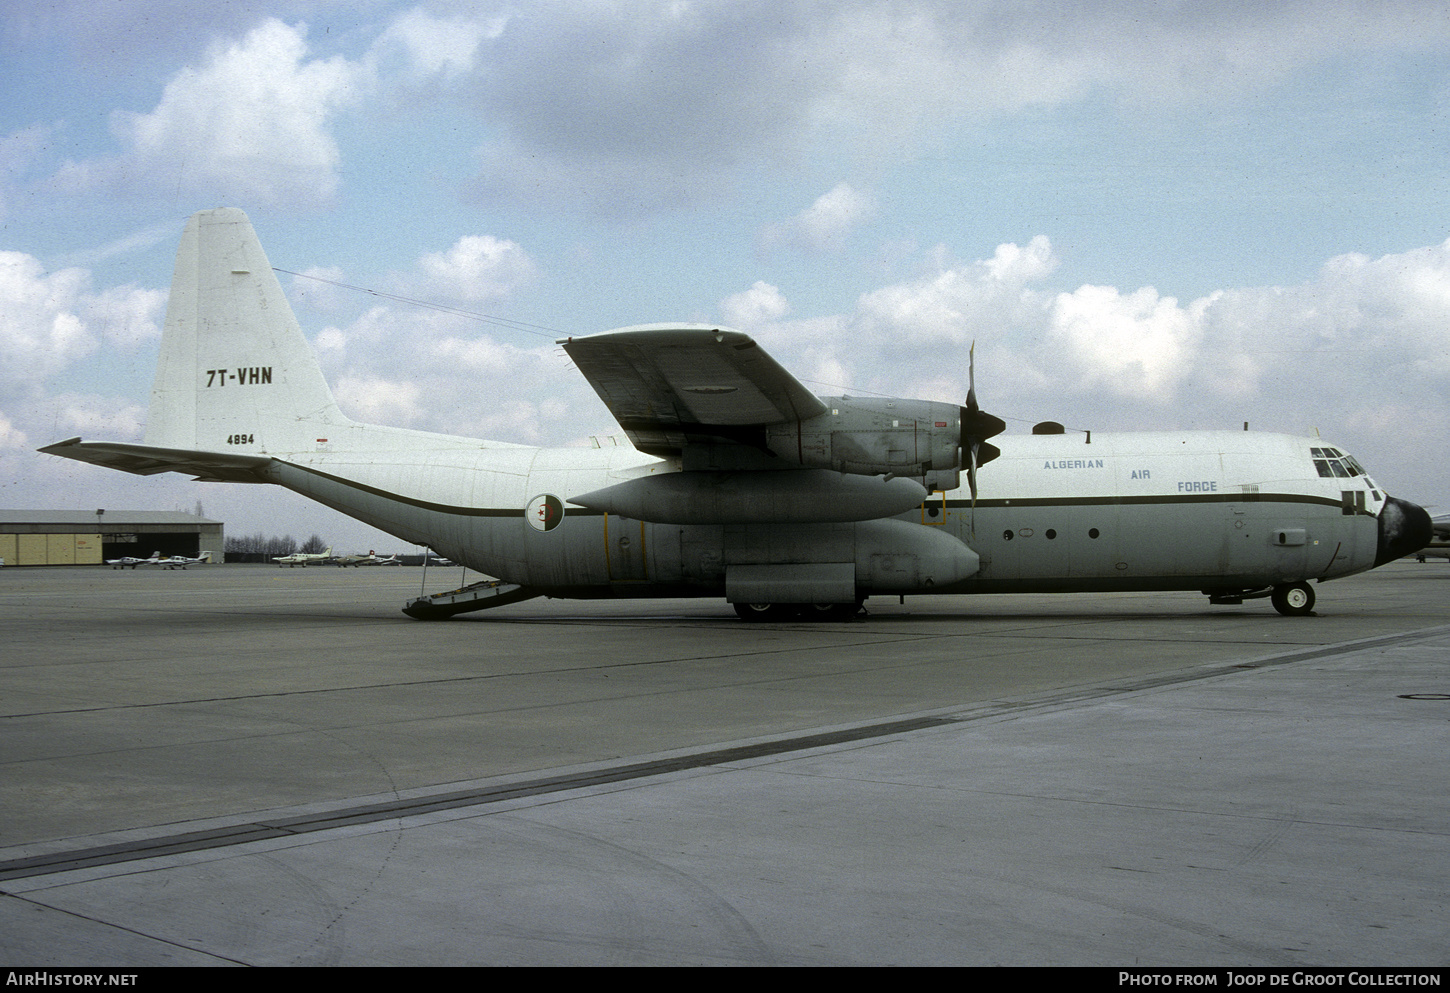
[145, 208, 353, 455]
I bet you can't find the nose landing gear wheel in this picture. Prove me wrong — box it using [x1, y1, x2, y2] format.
[1271, 581, 1315, 616]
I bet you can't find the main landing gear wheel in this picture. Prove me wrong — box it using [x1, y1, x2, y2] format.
[732, 602, 863, 621]
[1271, 582, 1315, 617]
[806, 602, 863, 620]
[733, 602, 796, 621]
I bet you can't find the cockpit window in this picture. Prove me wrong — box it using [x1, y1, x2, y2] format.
[1311, 447, 1363, 478]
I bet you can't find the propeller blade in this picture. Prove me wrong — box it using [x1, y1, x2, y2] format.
[967, 439, 980, 538]
[959, 343, 1005, 537]
[961, 344, 1004, 435]
[967, 342, 979, 414]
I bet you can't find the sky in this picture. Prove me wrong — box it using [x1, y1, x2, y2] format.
[3, 0, 1449, 553]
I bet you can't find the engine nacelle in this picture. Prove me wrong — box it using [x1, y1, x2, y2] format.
[763, 396, 963, 490]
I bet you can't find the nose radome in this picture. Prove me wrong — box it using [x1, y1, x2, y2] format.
[1375, 496, 1434, 567]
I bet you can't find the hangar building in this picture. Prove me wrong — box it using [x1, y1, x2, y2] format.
[0, 511, 223, 566]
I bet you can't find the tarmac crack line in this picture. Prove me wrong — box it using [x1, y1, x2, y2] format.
[2, 890, 251, 966]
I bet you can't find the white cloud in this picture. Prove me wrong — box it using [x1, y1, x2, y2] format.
[332, 373, 424, 426]
[853, 236, 1058, 348]
[293, 275, 590, 446]
[313, 325, 349, 367]
[48, 393, 148, 440]
[983, 237, 1058, 283]
[721, 281, 791, 328]
[0, 252, 95, 380]
[0, 410, 28, 450]
[1310, 240, 1450, 369]
[81, 283, 168, 351]
[415, 235, 536, 303]
[322, 327, 592, 445]
[56, 19, 364, 206]
[434, 335, 522, 374]
[729, 234, 1450, 466]
[372, 8, 506, 83]
[761, 183, 877, 251]
[1047, 284, 1207, 398]
[0, 252, 163, 384]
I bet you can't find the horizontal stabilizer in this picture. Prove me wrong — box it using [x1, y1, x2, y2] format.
[37, 437, 273, 484]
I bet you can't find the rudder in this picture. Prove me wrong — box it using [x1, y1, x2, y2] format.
[145, 208, 352, 455]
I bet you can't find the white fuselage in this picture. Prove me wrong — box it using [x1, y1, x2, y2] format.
[254, 428, 1384, 599]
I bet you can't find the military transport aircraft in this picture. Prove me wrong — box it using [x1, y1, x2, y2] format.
[42, 209, 1432, 619]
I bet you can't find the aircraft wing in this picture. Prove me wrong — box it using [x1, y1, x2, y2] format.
[560, 326, 829, 457]
[38, 438, 273, 484]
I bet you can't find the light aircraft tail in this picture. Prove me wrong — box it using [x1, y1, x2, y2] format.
[146, 208, 354, 455]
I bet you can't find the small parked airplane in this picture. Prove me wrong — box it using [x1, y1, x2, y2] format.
[335, 551, 399, 567]
[43, 209, 1432, 619]
[109, 551, 211, 569]
[107, 551, 164, 569]
[159, 551, 212, 569]
[274, 546, 333, 567]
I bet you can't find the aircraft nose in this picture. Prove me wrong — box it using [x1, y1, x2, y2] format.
[1375, 496, 1434, 567]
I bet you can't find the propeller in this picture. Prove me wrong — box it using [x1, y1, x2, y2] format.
[960, 343, 1006, 534]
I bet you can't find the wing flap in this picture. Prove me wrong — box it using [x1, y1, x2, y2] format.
[561, 326, 829, 455]
[39, 438, 274, 483]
